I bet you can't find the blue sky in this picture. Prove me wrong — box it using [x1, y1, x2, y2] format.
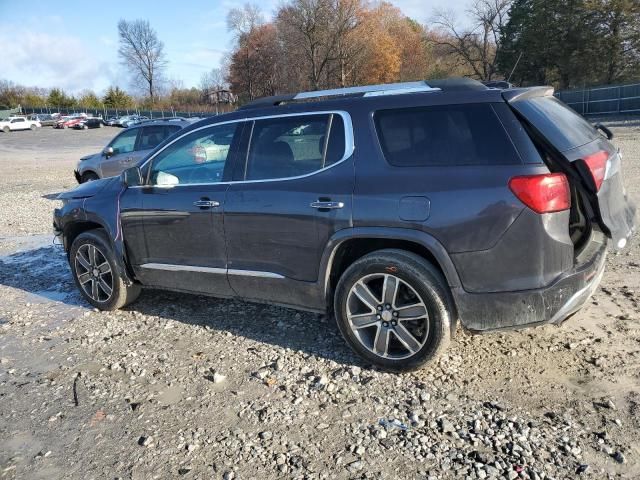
[0, 0, 469, 95]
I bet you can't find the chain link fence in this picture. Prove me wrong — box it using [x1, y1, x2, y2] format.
[19, 81, 640, 119]
[21, 106, 220, 119]
[555, 82, 640, 116]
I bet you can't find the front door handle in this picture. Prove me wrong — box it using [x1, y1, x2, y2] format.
[193, 199, 220, 208]
[310, 200, 344, 210]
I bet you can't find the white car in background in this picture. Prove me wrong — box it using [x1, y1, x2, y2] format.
[0, 116, 41, 133]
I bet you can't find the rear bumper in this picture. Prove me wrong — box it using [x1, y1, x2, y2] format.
[453, 231, 608, 332]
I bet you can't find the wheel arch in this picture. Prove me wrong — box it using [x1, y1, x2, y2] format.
[63, 219, 137, 285]
[322, 228, 461, 302]
[321, 228, 461, 337]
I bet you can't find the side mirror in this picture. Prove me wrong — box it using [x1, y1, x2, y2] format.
[122, 166, 143, 187]
[104, 146, 114, 158]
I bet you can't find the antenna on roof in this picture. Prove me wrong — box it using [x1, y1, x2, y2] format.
[507, 52, 523, 83]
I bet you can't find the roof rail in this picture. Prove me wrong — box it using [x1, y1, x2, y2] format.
[240, 81, 440, 110]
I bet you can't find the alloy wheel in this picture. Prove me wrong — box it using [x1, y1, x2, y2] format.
[74, 244, 113, 302]
[346, 273, 429, 360]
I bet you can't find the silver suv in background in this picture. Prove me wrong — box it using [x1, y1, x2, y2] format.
[74, 119, 190, 183]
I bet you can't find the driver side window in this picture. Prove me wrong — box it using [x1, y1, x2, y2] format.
[149, 123, 238, 186]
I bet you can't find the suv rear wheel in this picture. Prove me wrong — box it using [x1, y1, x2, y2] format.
[334, 249, 452, 371]
[70, 230, 141, 310]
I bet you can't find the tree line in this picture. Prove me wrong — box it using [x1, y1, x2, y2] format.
[1, 0, 638, 110]
[226, 0, 640, 102]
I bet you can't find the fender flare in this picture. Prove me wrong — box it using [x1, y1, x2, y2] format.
[319, 227, 461, 299]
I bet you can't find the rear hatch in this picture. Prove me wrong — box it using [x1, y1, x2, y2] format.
[504, 87, 636, 250]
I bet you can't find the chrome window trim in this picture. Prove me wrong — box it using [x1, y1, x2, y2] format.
[140, 263, 285, 279]
[132, 110, 355, 188]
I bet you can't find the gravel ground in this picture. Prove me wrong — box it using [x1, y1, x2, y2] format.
[0, 122, 639, 479]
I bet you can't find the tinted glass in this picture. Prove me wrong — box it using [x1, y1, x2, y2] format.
[375, 104, 521, 166]
[245, 114, 344, 180]
[138, 125, 167, 150]
[110, 128, 138, 154]
[150, 123, 238, 186]
[512, 96, 600, 152]
[12, 118, 25, 123]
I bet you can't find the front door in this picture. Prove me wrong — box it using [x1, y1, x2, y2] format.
[126, 122, 243, 297]
[100, 128, 141, 178]
[224, 112, 353, 308]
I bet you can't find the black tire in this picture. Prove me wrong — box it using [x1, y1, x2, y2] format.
[2, 126, 9, 133]
[334, 249, 453, 372]
[30, 124, 37, 131]
[80, 172, 99, 183]
[69, 230, 141, 310]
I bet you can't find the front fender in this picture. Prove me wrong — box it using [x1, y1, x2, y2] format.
[58, 179, 135, 286]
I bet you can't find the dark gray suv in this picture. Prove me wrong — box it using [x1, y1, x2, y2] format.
[74, 118, 190, 183]
[54, 79, 636, 371]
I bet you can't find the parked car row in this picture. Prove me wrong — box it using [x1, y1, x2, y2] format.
[105, 115, 149, 127]
[2, 112, 192, 134]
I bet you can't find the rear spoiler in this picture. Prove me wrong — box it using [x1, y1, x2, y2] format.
[502, 86, 554, 103]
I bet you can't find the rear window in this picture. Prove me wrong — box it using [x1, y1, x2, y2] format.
[511, 96, 600, 152]
[375, 104, 521, 166]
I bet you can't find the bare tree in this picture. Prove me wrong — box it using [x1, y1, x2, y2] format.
[432, 0, 511, 81]
[117, 19, 167, 102]
[200, 67, 228, 92]
[227, 3, 264, 38]
[277, 0, 361, 90]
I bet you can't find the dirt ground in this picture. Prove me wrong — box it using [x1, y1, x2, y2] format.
[0, 122, 638, 480]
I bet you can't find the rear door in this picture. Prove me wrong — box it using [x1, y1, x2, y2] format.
[506, 90, 636, 249]
[224, 112, 353, 307]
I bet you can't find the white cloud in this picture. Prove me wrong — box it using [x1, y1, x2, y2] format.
[0, 27, 117, 94]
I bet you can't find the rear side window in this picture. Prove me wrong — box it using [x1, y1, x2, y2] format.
[511, 96, 600, 152]
[244, 113, 345, 181]
[375, 104, 521, 166]
[138, 126, 167, 150]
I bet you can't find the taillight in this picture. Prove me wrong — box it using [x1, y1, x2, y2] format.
[509, 173, 571, 214]
[583, 150, 608, 191]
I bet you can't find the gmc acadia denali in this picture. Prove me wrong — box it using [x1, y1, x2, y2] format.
[53, 78, 636, 371]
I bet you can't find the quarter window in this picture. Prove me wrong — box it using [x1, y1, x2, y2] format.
[375, 104, 521, 166]
[149, 123, 238, 186]
[244, 114, 345, 181]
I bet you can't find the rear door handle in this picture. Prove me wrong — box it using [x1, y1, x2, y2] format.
[193, 200, 220, 208]
[310, 201, 344, 209]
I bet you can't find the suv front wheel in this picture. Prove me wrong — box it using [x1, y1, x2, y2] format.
[334, 249, 453, 371]
[69, 230, 141, 310]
